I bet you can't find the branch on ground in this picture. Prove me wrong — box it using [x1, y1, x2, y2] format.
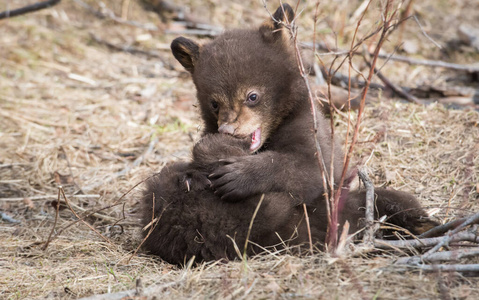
[358, 169, 375, 246]
[0, 0, 61, 20]
[89, 34, 174, 69]
[374, 230, 479, 250]
[303, 42, 479, 73]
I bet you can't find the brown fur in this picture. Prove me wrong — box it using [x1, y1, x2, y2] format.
[141, 4, 438, 265]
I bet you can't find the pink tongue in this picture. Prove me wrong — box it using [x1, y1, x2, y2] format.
[250, 128, 261, 151]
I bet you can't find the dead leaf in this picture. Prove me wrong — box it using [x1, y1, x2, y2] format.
[23, 197, 35, 209]
[385, 170, 396, 183]
[458, 24, 479, 52]
[174, 93, 195, 111]
[278, 260, 301, 277]
[262, 273, 283, 293]
[402, 40, 419, 54]
[54, 171, 73, 185]
[265, 280, 283, 294]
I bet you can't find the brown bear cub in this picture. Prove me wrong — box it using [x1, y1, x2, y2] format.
[141, 4, 438, 265]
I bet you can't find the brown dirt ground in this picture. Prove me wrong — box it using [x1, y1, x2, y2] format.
[1, 0, 479, 299]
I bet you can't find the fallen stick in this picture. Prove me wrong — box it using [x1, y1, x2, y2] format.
[0, 0, 61, 20]
[0, 211, 21, 223]
[396, 247, 479, 265]
[408, 85, 479, 99]
[374, 231, 479, 250]
[89, 34, 173, 69]
[164, 28, 221, 37]
[143, 0, 223, 36]
[358, 169, 375, 246]
[0, 110, 68, 128]
[0, 163, 29, 168]
[423, 212, 479, 257]
[375, 67, 420, 104]
[405, 263, 479, 273]
[419, 217, 470, 238]
[73, 0, 157, 31]
[377, 53, 479, 73]
[303, 42, 479, 73]
[0, 194, 100, 202]
[363, 55, 420, 104]
[78, 281, 180, 300]
[172, 21, 223, 34]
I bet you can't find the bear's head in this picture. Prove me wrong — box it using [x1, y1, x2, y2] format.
[171, 4, 305, 153]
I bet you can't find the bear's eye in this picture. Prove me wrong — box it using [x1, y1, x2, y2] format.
[246, 92, 259, 106]
[211, 100, 219, 112]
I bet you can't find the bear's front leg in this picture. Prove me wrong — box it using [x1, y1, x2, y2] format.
[209, 155, 269, 201]
[209, 151, 322, 203]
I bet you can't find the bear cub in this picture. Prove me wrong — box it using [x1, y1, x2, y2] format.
[141, 4, 438, 265]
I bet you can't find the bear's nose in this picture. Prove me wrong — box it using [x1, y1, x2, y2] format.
[218, 124, 235, 135]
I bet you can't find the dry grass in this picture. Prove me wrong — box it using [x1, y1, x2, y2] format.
[1, 0, 479, 299]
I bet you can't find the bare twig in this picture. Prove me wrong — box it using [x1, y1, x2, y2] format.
[0, 194, 100, 202]
[127, 193, 164, 263]
[331, 0, 396, 249]
[42, 188, 62, 250]
[60, 146, 84, 193]
[358, 169, 375, 246]
[0, 0, 61, 20]
[397, 0, 414, 43]
[292, 0, 341, 248]
[59, 198, 117, 223]
[302, 203, 314, 255]
[52, 173, 156, 240]
[243, 194, 265, 260]
[0, 110, 68, 128]
[59, 187, 114, 245]
[270, 0, 332, 242]
[412, 15, 442, 49]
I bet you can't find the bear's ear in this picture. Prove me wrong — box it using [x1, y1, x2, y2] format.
[171, 37, 200, 73]
[260, 3, 295, 43]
